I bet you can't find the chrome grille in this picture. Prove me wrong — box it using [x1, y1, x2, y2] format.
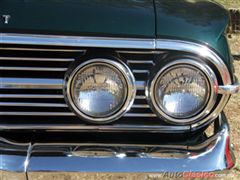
[0, 45, 189, 131]
[0, 46, 80, 119]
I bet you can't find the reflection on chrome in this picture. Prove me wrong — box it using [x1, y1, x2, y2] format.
[155, 65, 210, 119]
[148, 59, 217, 125]
[0, 114, 235, 176]
[73, 64, 127, 117]
[65, 59, 136, 123]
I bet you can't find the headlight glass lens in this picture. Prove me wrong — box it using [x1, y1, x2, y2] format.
[154, 65, 210, 119]
[71, 63, 127, 118]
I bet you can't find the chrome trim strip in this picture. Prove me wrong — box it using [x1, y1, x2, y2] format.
[156, 40, 231, 85]
[0, 78, 63, 89]
[127, 60, 155, 65]
[0, 111, 157, 118]
[218, 84, 240, 94]
[0, 57, 75, 62]
[0, 47, 86, 52]
[0, 102, 67, 107]
[124, 113, 157, 117]
[0, 124, 189, 131]
[135, 81, 145, 90]
[117, 50, 160, 54]
[132, 69, 149, 74]
[156, 40, 232, 128]
[0, 112, 75, 116]
[0, 94, 64, 98]
[132, 104, 150, 108]
[0, 66, 68, 71]
[135, 95, 146, 99]
[0, 33, 155, 49]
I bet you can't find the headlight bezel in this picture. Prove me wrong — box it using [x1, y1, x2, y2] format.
[147, 59, 218, 125]
[65, 58, 136, 124]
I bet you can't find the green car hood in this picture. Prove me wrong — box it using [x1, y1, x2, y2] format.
[0, 0, 155, 38]
[154, 0, 229, 58]
[1, 0, 229, 59]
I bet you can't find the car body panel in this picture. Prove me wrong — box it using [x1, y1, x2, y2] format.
[0, 0, 231, 66]
[0, 0, 155, 38]
[155, 0, 230, 65]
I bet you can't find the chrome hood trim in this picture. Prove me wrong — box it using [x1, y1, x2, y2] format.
[0, 33, 156, 49]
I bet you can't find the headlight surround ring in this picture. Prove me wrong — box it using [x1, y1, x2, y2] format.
[147, 59, 218, 125]
[65, 58, 136, 124]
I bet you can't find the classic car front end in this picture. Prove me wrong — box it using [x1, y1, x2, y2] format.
[0, 0, 239, 179]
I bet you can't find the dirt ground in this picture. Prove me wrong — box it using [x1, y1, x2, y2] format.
[223, 34, 240, 179]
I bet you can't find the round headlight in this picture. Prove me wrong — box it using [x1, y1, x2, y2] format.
[149, 59, 217, 124]
[66, 59, 135, 123]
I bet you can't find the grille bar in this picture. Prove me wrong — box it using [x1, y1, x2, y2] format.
[0, 57, 75, 62]
[0, 66, 68, 71]
[135, 95, 146, 99]
[0, 47, 86, 52]
[132, 104, 150, 108]
[0, 78, 63, 89]
[0, 112, 75, 116]
[0, 111, 157, 117]
[124, 113, 157, 117]
[0, 124, 189, 131]
[0, 102, 68, 107]
[135, 81, 145, 90]
[0, 94, 64, 98]
[132, 69, 150, 74]
[127, 60, 155, 65]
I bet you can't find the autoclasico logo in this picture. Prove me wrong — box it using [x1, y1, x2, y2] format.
[1, 15, 11, 24]
[147, 172, 235, 179]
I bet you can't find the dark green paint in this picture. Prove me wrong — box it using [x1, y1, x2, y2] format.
[0, 0, 231, 66]
[0, 0, 155, 37]
[154, 0, 230, 65]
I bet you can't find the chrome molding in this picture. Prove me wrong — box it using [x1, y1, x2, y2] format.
[0, 102, 67, 107]
[132, 104, 150, 108]
[0, 112, 75, 116]
[218, 84, 240, 94]
[124, 113, 156, 117]
[0, 66, 68, 71]
[135, 81, 145, 90]
[135, 95, 146, 99]
[132, 69, 149, 74]
[0, 33, 155, 49]
[0, 47, 86, 52]
[0, 124, 189, 132]
[127, 60, 155, 65]
[0, 94, 64, 98]
[156, 40, 232, 128]
[0, 57, 75, 62]
[0, 111, 157, 118]
[0, 78, 63, 89]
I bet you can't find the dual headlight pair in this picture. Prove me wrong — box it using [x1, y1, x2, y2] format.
[65, 58, 217, 125]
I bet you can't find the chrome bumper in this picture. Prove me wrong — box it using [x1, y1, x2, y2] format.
[0, 115, 235, 180]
